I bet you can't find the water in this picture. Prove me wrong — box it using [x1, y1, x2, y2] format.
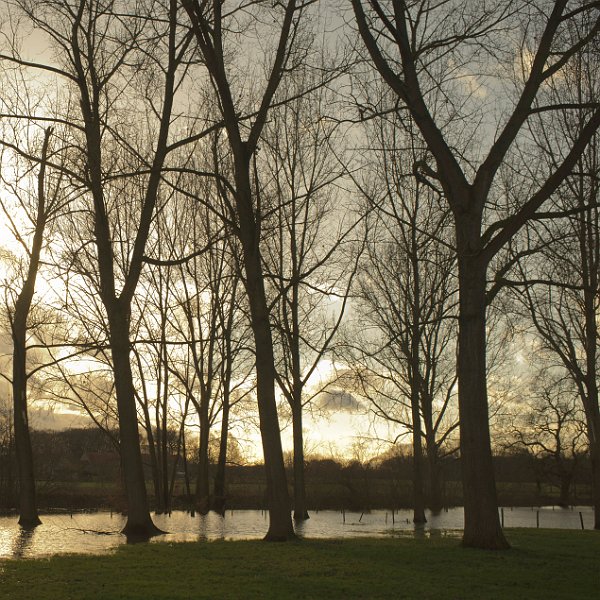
[0, 506, 593, 559]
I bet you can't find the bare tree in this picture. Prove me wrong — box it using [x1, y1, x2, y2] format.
[502, 11, 600, 526]
[505, 371, 585, 507]
[0, 0, 196, 536]
[350, 110, 459, 519]
[351, 0, 600, 548]
[182, 0, 332, 540]
[0, 126, 61, 526]
[261, 74, 359, 521]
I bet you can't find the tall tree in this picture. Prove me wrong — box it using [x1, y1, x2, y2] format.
[1, 0, 192, 536]
[351, 112, 458, 518]
[501, 8, 600, 527]
[262, 75, 359, 521]
[0, 127, 60, 526]
[351, 0, 600, 548]
[182, 0, 326, 540]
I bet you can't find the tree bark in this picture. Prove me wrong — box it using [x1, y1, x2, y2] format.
[585, 401, 600, 528]
[583, 282, 600, 528]
[213, 288, 237, 515]
[232, 144, 294, 539]
[108, 304, 160, 537]
[140, 399, 163, 513]
[196, 401, 211, 514]
[410, 386, 426, 524]
[291, 399, 309, 521]
[12, 341, 40, 528]
[10, 128, 53, 528]
[410, 239, 426, 524]
[591, 441, 600, 529]
[426, 440, 443, 513]
[457, 240, 508, 549]
[245, 256, 294, 540]
[212, 392, 229, 514]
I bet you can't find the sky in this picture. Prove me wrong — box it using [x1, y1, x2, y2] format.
[0, 0, 559, 467]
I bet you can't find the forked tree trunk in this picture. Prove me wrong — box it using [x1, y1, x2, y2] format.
[292, 400, 309, 521]
[182, 0, 296, 542]
[235, 154, 294, 540]
[109, 306, 160, 538]
[457, 249, 508, 549]
[11, 127, 52, 528]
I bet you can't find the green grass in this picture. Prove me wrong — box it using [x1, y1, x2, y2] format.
[0, 529, 598, 599]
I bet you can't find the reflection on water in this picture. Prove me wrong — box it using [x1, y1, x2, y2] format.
[11, 527, 36, 559]
[0, 506, 593, 559]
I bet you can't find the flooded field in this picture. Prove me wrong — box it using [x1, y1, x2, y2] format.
[0, 506, 593, 559]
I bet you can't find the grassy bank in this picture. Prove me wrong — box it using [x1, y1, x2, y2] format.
[1, 530, 598, 599]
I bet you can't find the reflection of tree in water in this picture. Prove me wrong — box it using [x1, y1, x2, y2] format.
[11, 526, 36, 558]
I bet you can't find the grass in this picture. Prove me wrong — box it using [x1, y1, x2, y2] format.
[0, 529, 598, 599]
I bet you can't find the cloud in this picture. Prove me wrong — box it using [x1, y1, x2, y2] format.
[29, 408, 93, 431]
[314, 389, 363, 413]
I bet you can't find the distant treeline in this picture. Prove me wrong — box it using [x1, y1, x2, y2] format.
[0, 428, 592, 513]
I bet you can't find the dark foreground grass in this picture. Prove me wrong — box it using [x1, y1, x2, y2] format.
[1, 529, 598, 599]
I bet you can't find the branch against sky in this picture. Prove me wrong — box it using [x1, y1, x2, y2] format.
[350, 0, 600, 549]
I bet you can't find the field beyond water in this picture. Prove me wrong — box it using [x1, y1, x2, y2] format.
[0, 530, 598, 599]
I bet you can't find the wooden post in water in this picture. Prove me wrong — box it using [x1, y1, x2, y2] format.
[536, 510, 540, 528]
[500, 507, 504, 528]
[579, 512, 584, 530]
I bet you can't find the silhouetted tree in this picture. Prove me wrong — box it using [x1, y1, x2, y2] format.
[0, 126, 62, 527]
[182, 0, 331, 540]
[0, 0, 195, 536]
[263, 73, 360, 521]
[351, 0, 600, 548]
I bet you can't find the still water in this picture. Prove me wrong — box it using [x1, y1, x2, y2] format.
[0, 506, 593, 559]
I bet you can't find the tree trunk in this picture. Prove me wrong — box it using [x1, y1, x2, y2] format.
[410, 398, 426, 524]
[235, 153, 294, 540]
[589, 426, 600, 529]
[582, 280, 600, 528]
[12, 266, 42, 528]
[457, 251, 508, 549]
[292, 399, 309, 521]
[141, 403, 163, 513]
[409, 221, 426, 524]
[196, 408, 210, 515]
[426, 442, 443, 513]
[247, 273, 294, 540]
[558, 472, 572, 508]
[213, 389, 230, 514]
[109, 305, 160, 538]
[12, 339, 40, 528]
[182, 426, 192, 503]
[10, 128, 53, 528]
